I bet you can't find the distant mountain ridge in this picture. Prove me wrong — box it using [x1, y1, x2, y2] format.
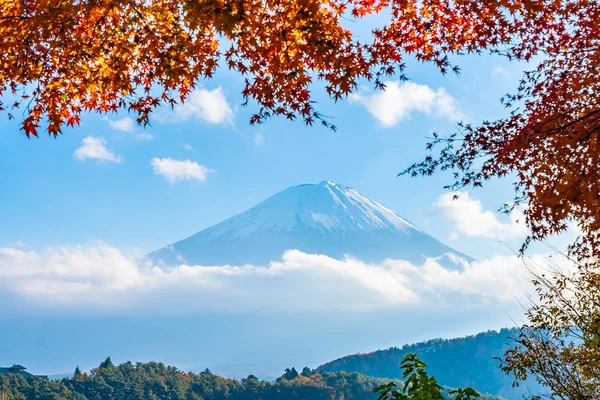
[317, 329, 541, 399]
[148, 181, 470, 266]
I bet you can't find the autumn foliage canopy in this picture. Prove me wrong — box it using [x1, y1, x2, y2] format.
[3, 2, 600, 397]
[2, 0, 600, 260]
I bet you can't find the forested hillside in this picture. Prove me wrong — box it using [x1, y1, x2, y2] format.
[0, 358, 501, 400]
[317, 329, 537, 399]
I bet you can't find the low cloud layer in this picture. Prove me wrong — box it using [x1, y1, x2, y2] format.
[435, 191, 528, 240]
[0, 243, 556, 313]
[350, 81, 464, 127]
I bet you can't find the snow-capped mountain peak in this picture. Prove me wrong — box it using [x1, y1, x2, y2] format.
[203, 181, 421, 239]
[148, 181, 468, 266]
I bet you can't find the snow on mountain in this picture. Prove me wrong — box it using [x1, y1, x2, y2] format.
[148, 181, 470, 266]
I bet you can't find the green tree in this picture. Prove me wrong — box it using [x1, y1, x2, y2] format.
[451, 388, 481, 400]
[99, 357, 114, 370]
[282, 367, 299, 381]
[374, 353, 480, 400]
[501, 256, 600, 399]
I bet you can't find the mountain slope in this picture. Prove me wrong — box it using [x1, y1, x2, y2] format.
[148, 181, 469, 266]
[317, 329, 541, 399]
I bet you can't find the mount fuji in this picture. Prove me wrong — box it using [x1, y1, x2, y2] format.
[148, 181, 469, 266]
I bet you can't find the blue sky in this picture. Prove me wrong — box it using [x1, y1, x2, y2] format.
[0, 40, 581, 377]
[0, 52, 530, 260]
[2, 51, 570, 321]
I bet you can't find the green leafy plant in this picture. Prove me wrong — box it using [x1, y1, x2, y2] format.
[373, 353, 480, 400]
[451, 387, 481, 400]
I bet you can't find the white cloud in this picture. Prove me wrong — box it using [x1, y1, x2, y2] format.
[107, 116, 135, 132]
[435, 191, 528, 239]
[151, 158, 214, 184]
[0, 243, 565, 313]
[73, 136, 123, 163]
[492, 67, 508, 78]
[184, 144, 193, 151]
[254, 133, 265, 147]
[350, 81, 464, 127]
[135, 133, 154, 141]
[161, 87, 234, 125]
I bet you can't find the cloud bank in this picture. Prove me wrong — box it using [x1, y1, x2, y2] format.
[0, 243, 555, 313]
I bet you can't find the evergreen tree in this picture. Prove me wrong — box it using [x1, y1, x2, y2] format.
[283, 367, 299, 380]
[99, 357, 114, 370]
